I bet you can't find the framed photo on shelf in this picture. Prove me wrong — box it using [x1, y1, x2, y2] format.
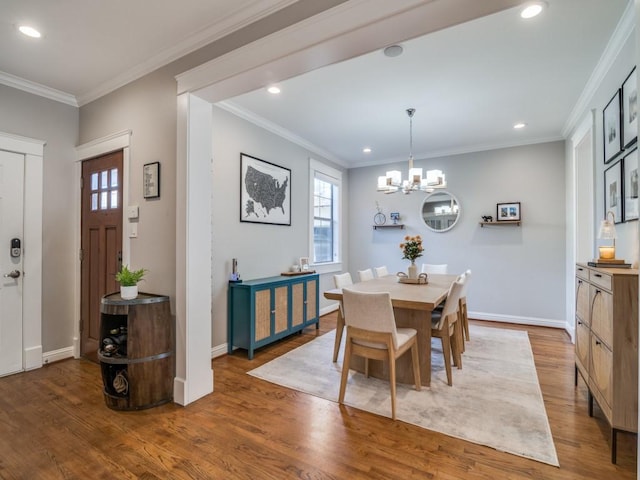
[604, 160, 623, 223]
[299, 257, 310, 271]
[622, 67, 638, 149]
[143, 162, 160, 199]
[496, 202, 521, 221]
[603, 89, 622, 163]
[240, 153, 291, 226]
[623, 148, 639, 222]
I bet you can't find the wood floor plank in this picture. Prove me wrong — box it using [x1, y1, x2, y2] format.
[0, 313, 635, 479]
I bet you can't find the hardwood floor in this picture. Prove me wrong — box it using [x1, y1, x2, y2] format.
[0, 313, 636, 479]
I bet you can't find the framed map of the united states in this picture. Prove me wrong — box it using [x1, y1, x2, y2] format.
[240, 153, 291, 226]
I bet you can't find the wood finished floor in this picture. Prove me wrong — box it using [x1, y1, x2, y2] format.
[0, 313, 636, 479]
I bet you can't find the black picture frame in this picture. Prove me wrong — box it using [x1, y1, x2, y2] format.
[240, 153, 291, 226]
[143, 162, 160, 199]
[623, 148, 639, 222]
[604, 160, 623, 223]
[496, 202, 521, 221]
[622, 67, 638, 149]
[603, 89, 623, 163]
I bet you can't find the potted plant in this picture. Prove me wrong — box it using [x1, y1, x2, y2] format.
[115, 265, 147, 300]
[399, 235, 424, 279]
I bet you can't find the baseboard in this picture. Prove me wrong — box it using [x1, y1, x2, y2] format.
[24, 345, 43, 371]
[212, 343, 227, 359]
[469, 311, 566, 329]
[320, 303, 339, 316]
[42, 346, 75, 365]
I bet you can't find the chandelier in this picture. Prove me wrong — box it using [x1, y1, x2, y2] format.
[377, 108, 446, 194]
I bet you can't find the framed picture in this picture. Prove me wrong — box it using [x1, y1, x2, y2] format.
[604, 160, 623, 223]
[240, 153, 291, 226]
[299, 257, 310, 271]
[143, 162, 160, 198]
[622, 67, 638, 149]
[390, 212, 400, 224]
[623, 148, 639, 222]
[603, 89, 622, 163]
[496, 202, 521, 221]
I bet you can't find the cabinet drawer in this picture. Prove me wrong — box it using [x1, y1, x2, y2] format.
[576, 265, 589, 281]
[590, 334, 613, 410]
[590, 286, 613, 348]
[575, 277, 590, 324]
[589, 270, 612, 291]
[575, 317, 590, 376]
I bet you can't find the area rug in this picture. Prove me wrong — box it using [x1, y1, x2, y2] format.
[248, 325, 559, 466]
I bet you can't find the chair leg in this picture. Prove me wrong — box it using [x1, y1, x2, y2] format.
[333, 307, 345, 363]
[388, 350, 397, 420]
[410, 341, 421, 392]
[452, 328, 462, 370]
[338, 337, 352, 405]
[454, 315, 465, 355]
[462, 304, 470, 341]
[440, 334, 453, 386]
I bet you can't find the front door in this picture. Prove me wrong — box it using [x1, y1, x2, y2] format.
[81, 151, 123, 360]
[0, 150, 25, 377]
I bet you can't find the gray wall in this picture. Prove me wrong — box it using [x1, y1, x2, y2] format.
[211, 106, 347, 348]
[0, 85, 79, 351]
[348, 141, 567, 324]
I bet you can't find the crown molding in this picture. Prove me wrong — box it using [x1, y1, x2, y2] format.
[0, 70, 78, 107]
[77, 0, 299, 106]
[561, 0, 635, 138]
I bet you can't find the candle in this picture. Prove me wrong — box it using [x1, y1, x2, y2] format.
[598, 246, 615, 260]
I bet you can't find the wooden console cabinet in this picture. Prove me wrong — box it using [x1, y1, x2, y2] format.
[228, 274, 319, 359]
[98, 292, 174, 410]
[574, 263, 638, 463]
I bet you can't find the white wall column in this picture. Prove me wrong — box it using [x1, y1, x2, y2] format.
[175, 92, 214, 405]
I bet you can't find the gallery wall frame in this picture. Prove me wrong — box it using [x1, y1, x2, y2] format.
[604, 159, 623, 223]
[603, 89, 623, 164]
[240, 153, 291, 226]
[623, 148, 638, 222]
[143, 161, 160, 199]
[496, 202, 521, 221]
[622, 67, 638, 149]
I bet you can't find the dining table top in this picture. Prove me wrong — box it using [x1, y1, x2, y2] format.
[323, 273, 458, 311]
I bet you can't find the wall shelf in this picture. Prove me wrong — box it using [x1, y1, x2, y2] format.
[479, 221, 520, 227]
[373, 224, 405, 230]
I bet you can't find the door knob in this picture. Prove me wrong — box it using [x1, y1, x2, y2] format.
[4, 270, 20, 279]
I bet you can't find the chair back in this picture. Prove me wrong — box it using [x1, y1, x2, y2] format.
[342, 289, 398, 348]
[433, 278, 464, 330]
[374, 266, 389, 277]
[333, 272, 353, 289]
[421, 263, 448, 274]
[357, 268, 375, 282]
[460, 269, 471, 300]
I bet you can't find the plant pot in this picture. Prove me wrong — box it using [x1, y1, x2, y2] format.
[407, 262, 418, 280]
[120, 285, 138, 300]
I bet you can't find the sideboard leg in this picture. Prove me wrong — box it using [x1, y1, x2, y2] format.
[611, 428, 617, 464]
[588, 390, 593, 417]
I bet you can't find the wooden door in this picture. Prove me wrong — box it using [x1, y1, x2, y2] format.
[81, 151, 123, 360]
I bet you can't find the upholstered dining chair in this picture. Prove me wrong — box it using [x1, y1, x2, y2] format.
[339, 288, 421, 420]
[332, 272, 353, 363]
[421, 263, 448, 274]
[374, 265, 389, 277]
[459, 269, 472, 342]
[357, 268, 375, 282]
[430, 278, 464, 386]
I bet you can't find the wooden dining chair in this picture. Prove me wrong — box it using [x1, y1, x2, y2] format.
[357, 268, 374, 282]
[421, 263, 448, 274]
[374, 266, 389, 277]
[430, 278, 464, 386]
[459, 269, 472, 342]
[339, 288, 421, 420]
[332, 272, 353, 362]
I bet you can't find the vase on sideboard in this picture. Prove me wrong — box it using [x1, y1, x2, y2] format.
[408, 261, 418, 280]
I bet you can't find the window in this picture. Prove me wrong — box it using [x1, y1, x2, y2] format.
[90, 168, 119, 211]
[309, 159, 342, 268]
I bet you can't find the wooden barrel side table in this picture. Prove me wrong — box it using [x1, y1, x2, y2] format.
[98, 292, 174, 410]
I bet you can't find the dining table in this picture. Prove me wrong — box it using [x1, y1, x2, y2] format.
[323, 273, 458, 387]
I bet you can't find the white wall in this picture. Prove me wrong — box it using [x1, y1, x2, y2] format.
[211, 106, 347, 350]
[348, 141, 566, 327]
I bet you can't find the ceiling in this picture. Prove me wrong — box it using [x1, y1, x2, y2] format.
[0, 0, 632, 169]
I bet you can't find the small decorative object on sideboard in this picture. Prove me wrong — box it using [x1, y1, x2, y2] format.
[229, 258, 242, 283]
[588, 211, 631, 268]
[115, 265, 147, 300]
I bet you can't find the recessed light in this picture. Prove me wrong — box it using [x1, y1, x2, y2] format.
[513, 122, 527, 129]
[18, 25, 41, 38]
[267, 86, 281, 94]
[383, 45, 403, 58]
[520, 1, 547, 19]
[363, 147, 372, 154]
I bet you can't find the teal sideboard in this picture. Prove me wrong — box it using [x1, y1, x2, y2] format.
[228, 273, 319, 359]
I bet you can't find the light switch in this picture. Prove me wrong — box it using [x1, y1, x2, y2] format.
[129, 223, 138, 238]
[127, 205, 139, 220]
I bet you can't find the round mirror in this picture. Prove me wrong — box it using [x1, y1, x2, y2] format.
[421, 191, 461, 232]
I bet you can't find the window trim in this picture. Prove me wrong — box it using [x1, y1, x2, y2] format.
[309, 158, 342, 274]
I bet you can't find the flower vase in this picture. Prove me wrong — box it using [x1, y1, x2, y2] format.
[407, 261, 418, 280]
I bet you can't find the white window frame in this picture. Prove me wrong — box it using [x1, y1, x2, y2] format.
[309, 158, 342, 274]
